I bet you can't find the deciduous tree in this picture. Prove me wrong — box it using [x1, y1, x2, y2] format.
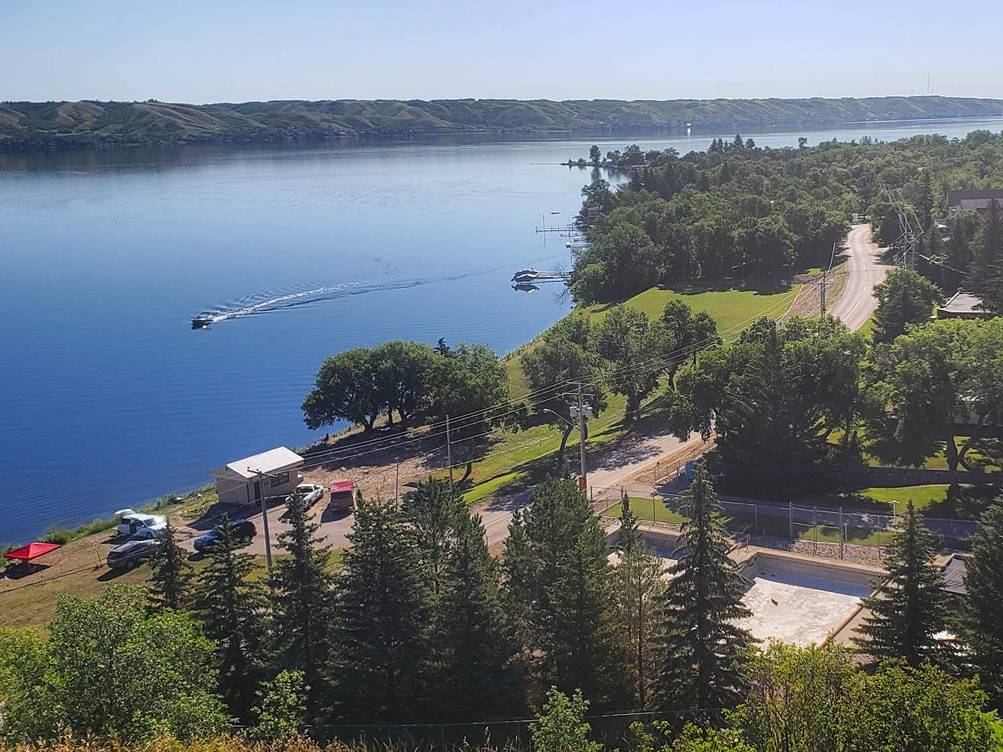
[521, 314, 605, 470]
[871, 266, 942, 344]
[48, 586, 228, 742]
[593, 304, 663, 422]
[866, 318, 1003, 487]
[302, 347, 382, 432]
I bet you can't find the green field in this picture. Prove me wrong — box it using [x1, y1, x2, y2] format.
[617, 284, 801, 336]
[602, 498, 687, 526]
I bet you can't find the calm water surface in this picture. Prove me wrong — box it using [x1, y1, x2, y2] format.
[2, 118, 1001, 543]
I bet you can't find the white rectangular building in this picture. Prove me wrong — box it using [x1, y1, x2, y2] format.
[212, 446, 304, 505]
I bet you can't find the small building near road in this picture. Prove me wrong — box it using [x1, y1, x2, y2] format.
[937, 290, 993, 320]
[212, 446, 304, 506]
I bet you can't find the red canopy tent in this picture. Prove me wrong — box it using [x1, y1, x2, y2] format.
[4, 541, 61, 563]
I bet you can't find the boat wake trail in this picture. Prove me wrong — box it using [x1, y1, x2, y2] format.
[191, 269, 495, 329]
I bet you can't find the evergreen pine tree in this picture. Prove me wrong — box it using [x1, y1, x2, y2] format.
[269, 494, 335, 717]
[433, 509, 523, 720]
[502, 477, 630, 710]
[617, 491, 643, 552]
[148, 521, 194, 611]
[192, 515, 268, 720]
[959, 496, 1003, 704]
[615, 494, 665, 708]
[400, 477, 521, 720]
[402, 477, 466, 597]
[651, 463, 753, 717]
[328, 498, 431, 723]
[852, 500, 950, 668]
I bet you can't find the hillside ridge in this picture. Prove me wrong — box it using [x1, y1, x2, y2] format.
[2, 95, 1003, 150]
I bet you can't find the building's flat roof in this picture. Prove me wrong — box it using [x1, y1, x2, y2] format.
[940, 291, 986, 315]
[947, 189, 1003, 201]
[217, 446, 303, 480]
[942, 554, 968, 595]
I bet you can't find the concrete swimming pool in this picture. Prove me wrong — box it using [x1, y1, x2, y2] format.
[735, 551, 881, 646]
[625, 528, 884, 647]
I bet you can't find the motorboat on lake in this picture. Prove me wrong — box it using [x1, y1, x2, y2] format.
[511, 268, 540, 282]
[191, 314, 214, 329]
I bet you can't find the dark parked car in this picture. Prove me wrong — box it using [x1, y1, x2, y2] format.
[107, 538, 162, 569]
[193, 519, 257, 552]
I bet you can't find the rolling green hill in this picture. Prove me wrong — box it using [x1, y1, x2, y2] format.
[2, 95, 1002, 150]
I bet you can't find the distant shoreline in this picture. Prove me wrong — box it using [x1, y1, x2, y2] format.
[3, 95, 1003, 152]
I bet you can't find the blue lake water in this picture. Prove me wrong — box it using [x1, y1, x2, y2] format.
[2, 117, 1001, 544]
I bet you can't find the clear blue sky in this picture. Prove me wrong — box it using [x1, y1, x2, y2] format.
[3, 0, 1001, 103]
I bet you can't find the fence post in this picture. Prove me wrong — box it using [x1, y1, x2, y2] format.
[838, 506, 844, 560]
[813, 505, 818, 555]
[788, 501, 793, 542]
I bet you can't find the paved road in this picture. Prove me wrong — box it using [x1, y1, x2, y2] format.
[827, 224, 890, 331]
[477, 433, 704, 546]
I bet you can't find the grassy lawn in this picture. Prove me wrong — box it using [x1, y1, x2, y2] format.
[461, 391, 632, 504]
[861, 436, 1002, 473]
[857, 315, 875, 341]
[602, 498, 687, 526]
[858, 485, 949, 513]
[617, 284, 801, 336]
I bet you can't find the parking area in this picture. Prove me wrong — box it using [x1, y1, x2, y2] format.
[177, 493, 356, 557]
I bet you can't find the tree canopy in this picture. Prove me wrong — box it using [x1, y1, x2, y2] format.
[667, 316, 864, 498]
[302, 339, 509, 435]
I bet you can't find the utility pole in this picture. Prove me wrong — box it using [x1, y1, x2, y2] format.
[821, 241, 836, 316]
[566, 382, 594, 496]
[248, 468, 274, 577]
[577, 383, 588, 493]
[445, 414, 454, 492]
[820, 270, 826, 316]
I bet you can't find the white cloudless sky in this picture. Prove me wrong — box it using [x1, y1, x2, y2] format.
[3, 0, 1001, 103]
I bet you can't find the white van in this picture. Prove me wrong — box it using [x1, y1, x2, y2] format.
[115, 509, 167, 538]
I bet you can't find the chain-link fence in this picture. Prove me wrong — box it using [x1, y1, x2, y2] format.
[591, 481, 979, 559]
[291, 709, 725, 749]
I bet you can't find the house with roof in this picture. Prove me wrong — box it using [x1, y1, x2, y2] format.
[946, 189, 1003, 215]
[212, 446, 304, 506]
